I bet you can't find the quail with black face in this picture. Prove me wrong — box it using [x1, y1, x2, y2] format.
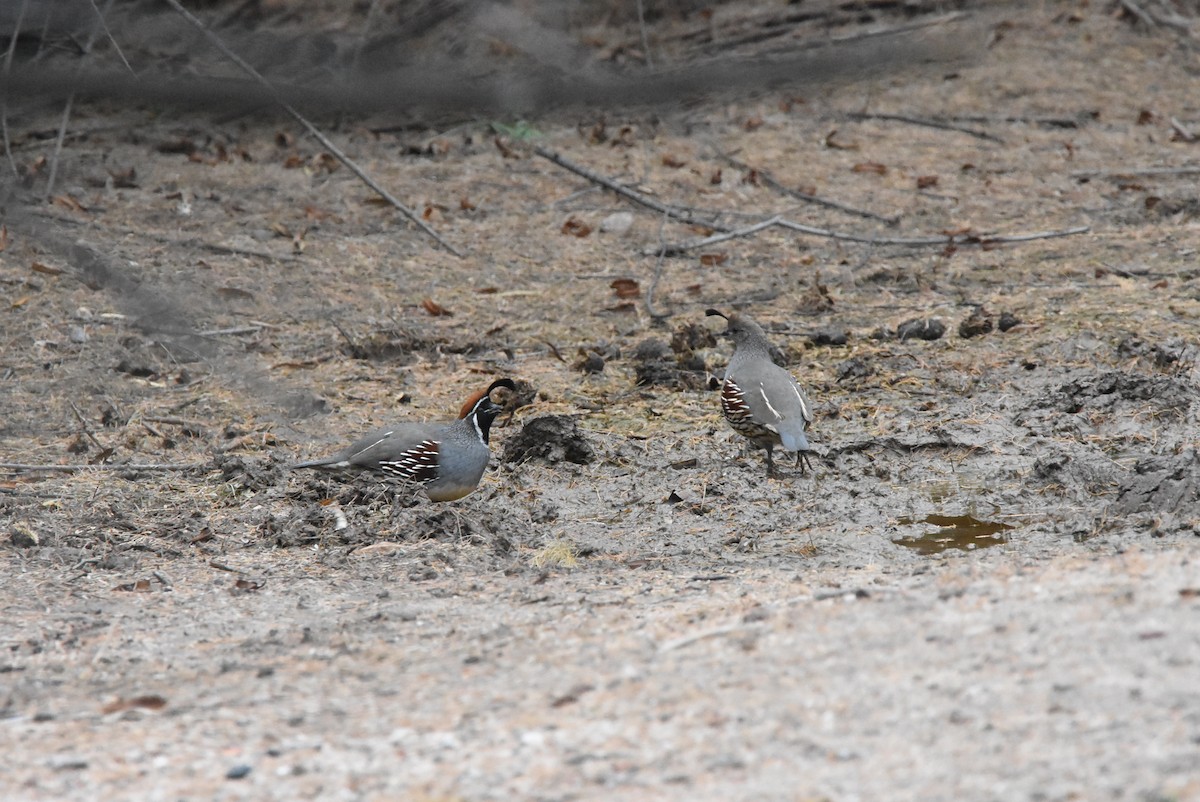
[706, 309, 813, 477]
[293, 378, 516, 501]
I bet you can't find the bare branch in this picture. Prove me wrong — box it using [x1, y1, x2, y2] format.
[159, 0, 462, 257]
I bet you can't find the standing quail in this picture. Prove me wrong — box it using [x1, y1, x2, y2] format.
[706, 309, 813, 477]
[292, 378, 516, 501]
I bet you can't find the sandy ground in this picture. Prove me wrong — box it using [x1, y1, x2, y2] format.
[2, 1, 1199, 799]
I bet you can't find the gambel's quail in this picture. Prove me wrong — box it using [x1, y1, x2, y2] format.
[292, 378, 516, 501]
[706, 309, 813, 477]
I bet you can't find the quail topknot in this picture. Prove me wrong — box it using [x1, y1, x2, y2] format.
[292, 378, 516, 501]
[706, 309, 813, 477]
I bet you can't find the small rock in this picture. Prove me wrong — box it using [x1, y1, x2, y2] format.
[958, 307, 994, 339]
[809, 327, 849, 346]
[835, 357, 872, 383]
[869, 326, 895, 341]
[998, 311, 1020, 332]
[69, 326, 89, 344]
[9, 522, 39, 548]
[226, 764, 252, 780]
[633, 338, 671, 361]
[73, 306, 94, 321]
[573, 350, 605, 374]
[598, 211, 634, 235]
[503, 415, 594, 465]
[896, 318, 945, 341]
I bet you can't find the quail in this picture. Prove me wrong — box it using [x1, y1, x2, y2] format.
[292, 378, 516, 501]
[706, 309, 813, 477]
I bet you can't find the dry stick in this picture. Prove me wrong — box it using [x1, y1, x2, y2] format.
[645, 215, 782, 257]
[68, 400, 108, 453]
[45, 0, 115, 200]
[644, 209, 673, 320]
[847, 111, 1003, 143]
[533, 145, 729, 231]
[161, 0, 461, 258]
[1071, 165, 1200, 179]
[717, 150, 898, 224]
[0, 0, 30, 178]
[655, 217, 1089, 254]
[1120, 0, 1158, 28]
[635, 0, 653, 68]
[0, 462, 200, 473]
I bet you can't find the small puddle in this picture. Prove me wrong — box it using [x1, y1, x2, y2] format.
[893, 514, 1014, 555]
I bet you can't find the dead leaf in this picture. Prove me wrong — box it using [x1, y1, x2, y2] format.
[355, 542, 406, 555]
[156, 138, 195, 155]
[610, 278, 640, 299]
[102, 695, 168, 714]
[51, 194, 88, 212]
[275, 131, 294, 148]
[422, 298, 453, 317]
[1152, 279, 1168, 289]
[311, 153, 339, 173]
[476, 286, 498, 294]
[709, 168, 722, 185]
[282, 154, 305, 169]
[916, 175, 940, 189]
[743, 169, 762, 186]
[460, 197, 477, 211]
[743, 115, 764, 132]
[661, 154, 686, 168]
[108, 167, 137, 188]
[30, 261, 64, 276]
[231, 578, 264, 594]
[494, 136, 518, 159]
[825, 129, 858, 150]
[699, 252, 728, 266]
[10, 296, 30, 309]
[852, 162, 888, 175]
[113, 579, 152, 592]
[561, 216, 592, 237]
[1136, 109, 1155, 125]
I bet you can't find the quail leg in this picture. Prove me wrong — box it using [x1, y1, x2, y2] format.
[795, 450, 813, 476]
[764, 443, 777, 477]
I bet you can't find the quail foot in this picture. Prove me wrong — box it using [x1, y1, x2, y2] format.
[706, 309, 813, 477]
[293, 378, 516, 501]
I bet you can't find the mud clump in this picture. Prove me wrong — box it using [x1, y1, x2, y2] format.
[503, 415, 594, 465]
[897, 318, 946, 341]
[958, 307, 994, 339]
[1111, 450, 1200, 516]
[633, 336, 708, 389]
[1043, 371, 1195, 415]
[215, 453, 286, 492]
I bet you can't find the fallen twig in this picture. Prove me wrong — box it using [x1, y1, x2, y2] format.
[161, 0, 461, 257]
[717, 150, 898, 224]
[847, 111, 1003, 143]
[1072, 165, 1200, 179]
[645, 215, 782, 256]
[534, 144, 728, 231]
[773, 219, 1089, 247]
[0, 462, 202, 473]
[653, 216, 1088, 253]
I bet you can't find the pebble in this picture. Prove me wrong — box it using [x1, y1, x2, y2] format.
[896, 318, 946, 341]
[69, 326, 88, 343]
[226, 764, 252, 780]
[599, 211, 634, 234]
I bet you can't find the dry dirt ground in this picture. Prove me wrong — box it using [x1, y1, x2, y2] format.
[2, 1, 1200, 800]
